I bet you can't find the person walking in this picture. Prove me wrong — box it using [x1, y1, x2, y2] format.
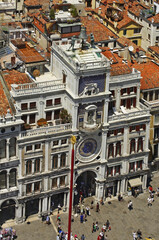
[81, 234, 85, 240]
[106, 220, 110, 230]
[92, 222, 96, 233]
[133, 231, 137, 240]
[128, 200, 133, 210]
[147, 196, 152, 207]
[137, 229, 142, 239]
[96, 202, 100, 212]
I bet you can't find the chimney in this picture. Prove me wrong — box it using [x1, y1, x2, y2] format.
[98, 8, 101, 15]
[11, 56, 16, 66]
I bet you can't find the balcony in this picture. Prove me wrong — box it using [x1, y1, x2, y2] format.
[141, 98, 159, 111]
[19, 123, 72, 139]
[108, 102, 149, 122]
[11, 80, 65, 98]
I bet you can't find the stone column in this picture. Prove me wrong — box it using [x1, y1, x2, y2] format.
[58, 154, 60, 168]
[7, 172, 10, 189]
[117, 180, 120, 194]
[38, 198, 42, 217]
[72, 105, 78, 131]
[22, 203, 26, 221]
[42, 197, 48, 214]
[142, 174, 147, 191]
[19, 147, 23, 178]
[32, 160, 35, 174]
[113, 143, 116, 157]
[48, 196, 51, 213]
[15, 203, 23, 223]
[39, 101, 44, 119]
[123, 127, 129, 156]
[135, 138, 138, 152]
[121, 178, 125, 194]
[145, 122, 150, 151]
[45, 141, 49, 172]
[116, 88, 121, 111]
[63, 192, 66, 210]
[136, 84, 140, 107]
[101, 129, 108, 161]
[6, 138, 10, 160]
[103, 99, 109, 124]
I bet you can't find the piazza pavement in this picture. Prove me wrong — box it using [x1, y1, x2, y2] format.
[2, 173, 159, 240]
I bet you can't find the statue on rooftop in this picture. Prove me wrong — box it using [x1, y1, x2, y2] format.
[90, 33, 95, 48]
[69, 35, 76, 51]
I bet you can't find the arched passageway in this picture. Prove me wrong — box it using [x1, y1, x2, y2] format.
[74, 171, 96, 204]
[0, 199, 16, 225]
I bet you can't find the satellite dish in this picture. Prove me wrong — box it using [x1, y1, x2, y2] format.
[128, 46, 134, 52]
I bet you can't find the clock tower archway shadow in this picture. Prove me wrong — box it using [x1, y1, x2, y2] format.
[74, 171, 96, 204]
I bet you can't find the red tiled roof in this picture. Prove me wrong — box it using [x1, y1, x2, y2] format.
[2, 70, 32, 91]
[0, 80, 11, 116]
[61, 32, 80, 38]
[148, 13, 159, 24]
[128, 4, 145, 17]
[117, 36, 145, 53]
[133, 61, 159, 90]
[80, 16, 117, 42]
[24, 0, 42, 7]
[148, 46, 159, 55]
[101, 49, 132, 76]
[116, 15, 141, 29]
[11, 40, 46, 64]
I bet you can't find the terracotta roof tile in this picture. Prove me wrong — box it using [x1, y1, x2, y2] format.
[117, 36, 145, 53]
[148, 13, 159, 24]
[148, 46, 159, 56]
[101, 49, 132, 76]
[11, 40, 46, 63]
[80, 16, 117, 42]
[132, 61, 159, 90]
[2, 70, 32, 91]
[0, 80, 11, 117]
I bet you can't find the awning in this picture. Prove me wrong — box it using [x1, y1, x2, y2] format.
[129, 178, 142, 187]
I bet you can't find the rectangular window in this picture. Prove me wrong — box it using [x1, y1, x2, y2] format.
[123, 29, 127, 36]
[132, 40, 138, 45]
[63, 73, 66, 83]
[154, 128, 159, 139]
[107, 167, 113, 176]
[26, 145, 32, 151]
[35, 144, 41, 150]
[149, 91, 153, 101]
[26, 160, 32, 174]
[26, 183, 32, 194]
[54, 98, 61, 105]
[134, 28, 141, 34]
[34, 159, 40, 173]
[115, 165, 120, 175]
[46, 111, 52, 121]
[129, 162, 135, 172]
[29, 114, 35, 124]
[52, 178, 57, 188]
[34, 182, 40, 192]
[137, 160, 142, 170]
[53, 140, 59, 146]
[30, 102, 36, 109]
[21, 103, 28, 110]
[0, 140, 6, 159]
[60, 176, 65, 186]
[22, 115, 27, 124]
[154, 144, 158, 158]
[54, 110, 60, 120]
[121, 88, 127, 95]
[155, 90, 159, 100]
[61, 139, 67, 145]
[46, 99, 52, 107]
[144, 92, 147, 100]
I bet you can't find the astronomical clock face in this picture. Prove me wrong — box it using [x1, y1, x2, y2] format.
[79, 138, 97, 157]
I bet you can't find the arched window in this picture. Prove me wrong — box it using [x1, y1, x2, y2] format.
[26, 160, 32, 175]
[0, 140, 6, 159]
[0, 171, 7, 190]
[138, 137, 143, 152]
[34, 158, 40, 173]
[116, 142, 121, 156]
[60, 153, 66, 167]
[9, 138, 16, 157]
[108, 144, 114, 158]
[9, 169, 16, 187]
[130, 139, 135, 153]
[52, 155, 58, 169]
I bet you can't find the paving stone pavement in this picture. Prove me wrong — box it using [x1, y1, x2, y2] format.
[4, 173, 159, 240]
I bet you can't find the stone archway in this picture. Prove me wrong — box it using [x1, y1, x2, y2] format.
[74, 171, 97, 204]
[0, 199, 16, 225]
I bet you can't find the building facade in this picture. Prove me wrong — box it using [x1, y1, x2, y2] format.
[0, 38, 150, 224]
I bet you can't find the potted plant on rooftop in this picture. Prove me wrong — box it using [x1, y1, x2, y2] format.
[60, 109, 72, 124]
[37, 118, 48, 127]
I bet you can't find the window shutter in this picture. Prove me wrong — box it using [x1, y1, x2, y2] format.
[130, 140, 132, 153]
[108, 146, 110, 158]
[111, 167, 113, 176]
[133, 162, 135, 171]
[134, 87, 137, 93]
[140, 161, 142, 169]
[127, 88, 130, 94]
[133, 98, 136, 108]
[136, 125, 140, 131]
[143, 124, 146, 130]
[126, 99, 131, 109]
[121, 89, 123, 95]
[129, 126, 132, 132]
[114, 130, 117, 135]
[121, 128, 124, 134]
[119, 142, 121, 156]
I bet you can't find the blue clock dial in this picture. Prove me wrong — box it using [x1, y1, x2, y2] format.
[79, 138, 97, 157]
